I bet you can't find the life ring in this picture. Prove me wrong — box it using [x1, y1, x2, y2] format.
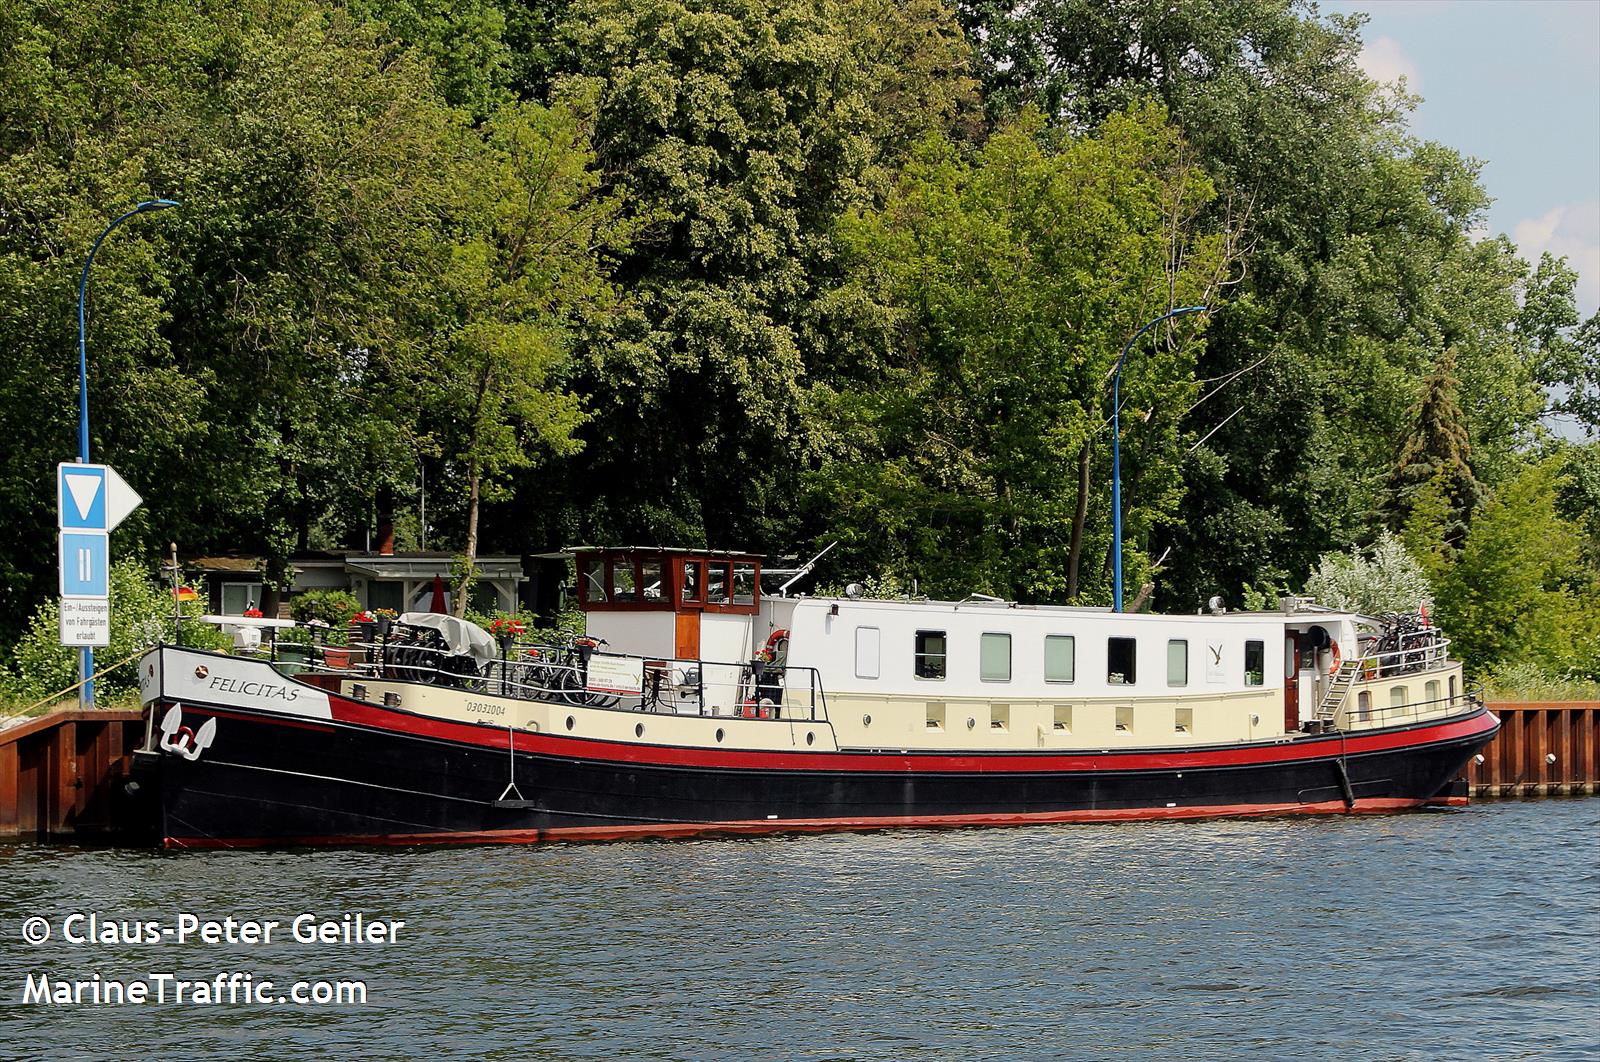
[1326, 642, 1342, 675]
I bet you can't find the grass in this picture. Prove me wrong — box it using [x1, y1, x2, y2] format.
[1480, 662, 1600, 702]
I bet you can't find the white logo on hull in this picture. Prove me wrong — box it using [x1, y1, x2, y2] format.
[159, 704, 217, 762]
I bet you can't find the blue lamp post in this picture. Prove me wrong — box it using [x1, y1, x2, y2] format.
[76, 198, 179, 707]
[1109, 304, 1207, 613]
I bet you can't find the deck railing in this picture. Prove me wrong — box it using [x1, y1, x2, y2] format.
[257, 628, 830, 724]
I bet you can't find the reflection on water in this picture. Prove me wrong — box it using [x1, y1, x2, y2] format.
[2, 801, 1597, 1060]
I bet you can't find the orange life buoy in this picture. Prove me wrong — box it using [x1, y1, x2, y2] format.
[1327, 642, 1342, 675]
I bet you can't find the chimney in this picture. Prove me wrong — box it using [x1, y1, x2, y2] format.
[376, 511, 395, 556]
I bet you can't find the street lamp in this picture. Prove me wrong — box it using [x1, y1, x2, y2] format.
[76, 198, 180, 707]
[1109, 304, 1207, 613]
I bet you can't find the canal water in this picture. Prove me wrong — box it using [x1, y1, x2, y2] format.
[1, 799, 1595, 1061]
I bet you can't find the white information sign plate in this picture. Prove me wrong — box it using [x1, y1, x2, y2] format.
[60, 597, 111, 647]
[587, 653, 644, 695]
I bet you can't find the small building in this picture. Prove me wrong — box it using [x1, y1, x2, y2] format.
[187, 548, 527, 617]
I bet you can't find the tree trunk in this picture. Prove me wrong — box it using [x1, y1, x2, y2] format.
[1067, 440, 1091, 600]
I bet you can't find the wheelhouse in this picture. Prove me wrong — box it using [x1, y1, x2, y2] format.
[571, 546, 763, 664]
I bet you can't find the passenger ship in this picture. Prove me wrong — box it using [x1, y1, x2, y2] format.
[133, 546, 1500, 847]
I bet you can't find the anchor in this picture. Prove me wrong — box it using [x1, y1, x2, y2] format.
[158, 704, 217, 762]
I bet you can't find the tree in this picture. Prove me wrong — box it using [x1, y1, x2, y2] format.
[426, 97, 621, 615]
[1384, 349, 1482, 547]
[1300, 531, 1430, 617]
[813, 103, 1228, 601]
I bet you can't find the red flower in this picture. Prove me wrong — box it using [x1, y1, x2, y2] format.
[352, 611, 375, 623]
[242, 607, 264, 618]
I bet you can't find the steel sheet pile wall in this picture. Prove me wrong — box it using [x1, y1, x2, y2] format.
[1470, 703, 1599, 798]
[0, 709, 144, 838]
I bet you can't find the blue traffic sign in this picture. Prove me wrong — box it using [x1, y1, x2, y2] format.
[60, 531, 109, 597]
[59, 465, 107, 530]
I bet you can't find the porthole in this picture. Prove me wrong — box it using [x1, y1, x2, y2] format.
[966, 717, 976, 730]
[635, 722, 645, 738]
[806, 731, 815, 746]
[565, 715, 575, 731]
[715, 728, 725, 743]
[862, 714, 872, 727]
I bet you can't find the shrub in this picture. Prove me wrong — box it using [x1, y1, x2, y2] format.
[5, 559, 228, 706]
[1301, 531, 1432, 616]
[289, 589, 362, 627]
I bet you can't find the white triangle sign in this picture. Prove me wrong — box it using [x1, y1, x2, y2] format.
[104, 465, 142, 531]
[65, 473, 101, 522]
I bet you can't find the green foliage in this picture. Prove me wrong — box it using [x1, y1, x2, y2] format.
[1300, 531, 1431, 617]
[814, 103, 1223, 601]
[288, 589, 362, 627]
[1434, 459, 1600, 679]
[4, 560, 226, 705]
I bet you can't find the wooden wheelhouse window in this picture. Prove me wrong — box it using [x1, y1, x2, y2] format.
[706, 562, 731, 604]
[579, 557, 605, 603]
[680, 561, 703, 603]
[641, 560, 663, 602]
[732, 563, 756, 605]
[610, 557, 638, 602]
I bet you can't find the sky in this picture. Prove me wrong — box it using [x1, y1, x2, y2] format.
[1322, 0, 1600, 319]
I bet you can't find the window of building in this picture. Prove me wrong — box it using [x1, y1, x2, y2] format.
[1244, 640, 1265, 686]
[855, 627, 880, 680]
[980, 633, 1011, 682]
[221, 582, 256, 616]
[680, 561, 702, 603]
[1045, 635, 1075, 683]
[1107, 637, 1137, 685]
[915, 630, 947, 679]
[640, 561, 663, 601]
[367, 581, 403, 613]
[1167, 640, 1188, 687]
[610, 558, 637, 602]
[732, 563, 756, 605]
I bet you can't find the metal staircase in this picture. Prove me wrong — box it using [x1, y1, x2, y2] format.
[1316, 659, 1363, 724]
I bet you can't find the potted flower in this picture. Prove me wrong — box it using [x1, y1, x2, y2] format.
[275, 625, 314, 674]
[489, 617, 526, 655]
[242, 606, 264, 618]
[373, 607, 398, 639]
[351, 610, 377, 646]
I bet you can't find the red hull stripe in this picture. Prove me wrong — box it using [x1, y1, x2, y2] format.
[303, 696, 1499, 774]
[162, 797, 1440, 849]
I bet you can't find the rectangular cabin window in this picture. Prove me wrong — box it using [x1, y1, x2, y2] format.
[1167, 640, 1188, 687]
[1044, 635, 1076, 683]
[1391, 685, 1408, 708]
[1107, 637, 1137, 685]
[1052, 705, 1072, 732]
[855, 627, 881, 680]
[707, 563, 730, 604]
[915, 630, 947, 680]
[1425, 679, 1440, 704]
[1115, 706, 1134, 732]
[610, 558, 637, 602]
[980, 632, 1011, 682]
[1175, 707, 1193, 733]
[991, 704, 1010, 731]
[640, 561, 663, 602]
[680, 561, 702, 603]
[732, 563, 756, 605]
[579, 558, 605, 603]
[1244, 640, 1265, 686]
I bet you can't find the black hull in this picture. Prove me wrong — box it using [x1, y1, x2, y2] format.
[140, 697, 1501, 847]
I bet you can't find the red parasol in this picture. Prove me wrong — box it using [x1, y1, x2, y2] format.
[429, 574, 448, 613]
